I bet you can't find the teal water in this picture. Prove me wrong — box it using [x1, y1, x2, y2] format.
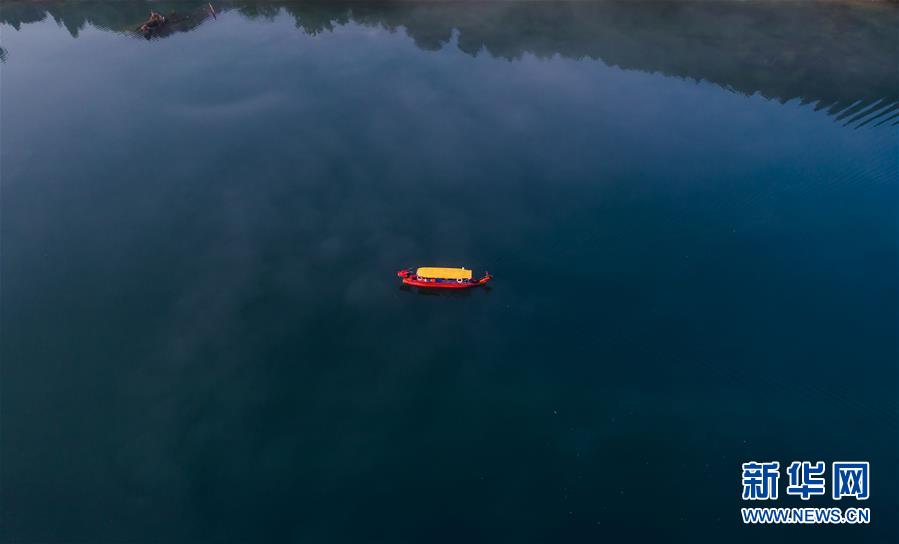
[1, 2, 897, 542]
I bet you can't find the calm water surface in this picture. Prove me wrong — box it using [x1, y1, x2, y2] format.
[2, 2, 897, 542]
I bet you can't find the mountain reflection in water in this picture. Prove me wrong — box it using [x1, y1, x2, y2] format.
[2, 0, 897, 128]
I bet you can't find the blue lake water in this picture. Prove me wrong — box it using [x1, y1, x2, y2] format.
[1, 2, 897, 542]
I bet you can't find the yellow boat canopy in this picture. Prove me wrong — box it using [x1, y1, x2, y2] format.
[416, 267, 472, 280]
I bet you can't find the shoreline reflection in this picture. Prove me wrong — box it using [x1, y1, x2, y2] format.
[2, 1, 897, 128]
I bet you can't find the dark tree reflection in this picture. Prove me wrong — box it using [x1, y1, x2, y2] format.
[2, 1, 896, 126]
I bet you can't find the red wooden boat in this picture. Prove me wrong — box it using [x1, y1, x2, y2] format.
[397, 266, 491, 289]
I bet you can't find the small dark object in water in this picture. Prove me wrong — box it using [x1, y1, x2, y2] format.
[136, 11, 196, 38]
[137, 11, 167, 36]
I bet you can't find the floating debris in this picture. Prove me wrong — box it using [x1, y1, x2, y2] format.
[135, 8, 212, 40]
[137, 11, 167, 36]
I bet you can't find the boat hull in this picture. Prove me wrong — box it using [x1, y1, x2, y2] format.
[401, 277, 489, 289]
